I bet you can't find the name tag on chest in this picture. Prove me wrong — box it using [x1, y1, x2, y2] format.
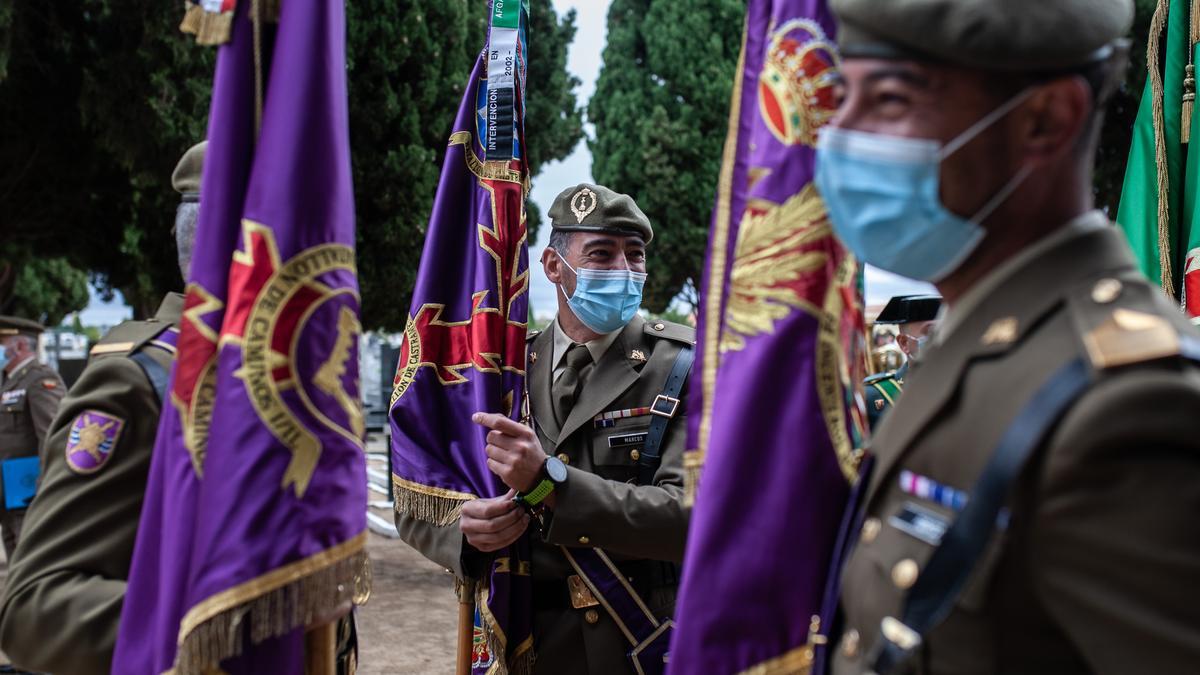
[1, 390, 25, 406]
[607, 432, 647, 448]
[889, 501, 950, 546]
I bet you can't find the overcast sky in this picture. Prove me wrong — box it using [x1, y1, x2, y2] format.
[79, 0, 928, 328]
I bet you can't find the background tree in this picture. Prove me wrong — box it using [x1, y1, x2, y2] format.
[589, 0, 744, 311]
[1, 0, 580, 331]
[349, 0, 582, 331]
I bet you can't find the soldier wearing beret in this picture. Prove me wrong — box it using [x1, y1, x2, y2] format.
[0, 145, 201, 675]
[0, 317, 65, 557]
[814, 0, 1200, 672]
[397, 183, 693, 674]
[864, 295, 941, 430]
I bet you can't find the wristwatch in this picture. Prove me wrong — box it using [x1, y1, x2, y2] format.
[514, 456, 568, 508]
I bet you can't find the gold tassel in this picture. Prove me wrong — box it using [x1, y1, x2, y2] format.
[1184, 1, 1200, 142]
[1149, 0, 1177, 296]
[172, 535, 368, 675]
[179, 2, 204, 34]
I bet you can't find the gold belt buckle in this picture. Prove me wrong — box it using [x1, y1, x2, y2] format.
[567, 575, 600, 609]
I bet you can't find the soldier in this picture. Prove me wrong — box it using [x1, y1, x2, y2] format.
[397, 183, 693, 674]
[0, 316, 65, 557]
[0, 145, 200, 675]
[814, 0, 1200, 672]
[864, 295, 941, 430]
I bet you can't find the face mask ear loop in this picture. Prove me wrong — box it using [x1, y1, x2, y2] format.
[968, 163, 1035, 226]
[556, 252, 579, 301]
[938, 87, 1037, 160]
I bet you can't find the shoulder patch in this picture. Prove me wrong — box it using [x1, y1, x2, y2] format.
[644, 319, 695, 345]
[65, 410, 125, 474]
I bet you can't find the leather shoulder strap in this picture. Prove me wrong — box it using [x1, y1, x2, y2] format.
[638, 344, 694, 486]
[130, 349, 170, 403]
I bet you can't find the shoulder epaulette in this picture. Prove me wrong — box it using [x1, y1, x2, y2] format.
[1069, 277, 1185, 370]
[526, 329, 542, 342]
[90, 319, 173, 359]
[644, 319, 695, 346]
[864, 372, 896, 385]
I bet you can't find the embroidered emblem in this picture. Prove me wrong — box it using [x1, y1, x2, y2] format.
[874, 399, 884, 411]
[65, 410, 126, 474]
[630, 349, 647, 362]
[570, 187, 597, 223]
[758, 19, 839, 147]
[41, 379, 58, 390]
[529, 351, 538, 364]
[471, 607, 495, 669]
[981, 317, 1018, 346]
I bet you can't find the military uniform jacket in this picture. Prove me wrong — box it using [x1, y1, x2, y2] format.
[396, 314, 693, 675]
[864, 362, 907, 431]
[0, 357, 65, 469]
[0, 293, 181, 675]
[831, 221, 1200, 674]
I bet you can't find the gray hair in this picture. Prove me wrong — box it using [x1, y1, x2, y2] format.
[174, 201, 200, 281]
[547, 230, 573, 255]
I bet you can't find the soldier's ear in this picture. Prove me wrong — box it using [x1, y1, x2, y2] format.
[542, 247, 564, 285]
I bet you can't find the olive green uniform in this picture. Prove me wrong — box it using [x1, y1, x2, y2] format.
[0, 354, 65, 558]
[0, 294, 180, 675]
[396, 315, 693, 675]
[864, 363, 906, 431]
[831, 219, 1200, 673]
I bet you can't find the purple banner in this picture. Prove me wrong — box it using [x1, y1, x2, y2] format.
[388, 6, 532, 674]
[671, 1, 867, 672]
[113, 2, 367, 672]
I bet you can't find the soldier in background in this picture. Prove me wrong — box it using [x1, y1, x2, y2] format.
[0, 144, 200, 675]
[0, 317, 65, 557]
[864, 295, 941, 430]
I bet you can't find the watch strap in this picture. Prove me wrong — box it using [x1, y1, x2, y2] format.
[517, 478, 555, 507]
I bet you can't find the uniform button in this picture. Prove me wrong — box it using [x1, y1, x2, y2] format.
[840, 629, 860, 658]
[578, 535, 590, 545]
[891, 559, 919, 589]
[557, 453, 570, 465]
[860, 517, 881, 544]
[584, 609, 600, 624]
[654, 322, 666, 331]
[1092, 278, 1123, 304]
[630, 449, 641, 461]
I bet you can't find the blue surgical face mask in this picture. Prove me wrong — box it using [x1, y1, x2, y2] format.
[814, 88, 1035, 282]
[0, 348, 8, 371]
[558, 257, 647, 334]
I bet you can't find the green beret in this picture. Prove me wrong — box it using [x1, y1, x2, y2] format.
[172, 141, 207, 199]
[548, 183, 653, 243]
[831, 0, 1133, 71]
[0, 315, 45, 338]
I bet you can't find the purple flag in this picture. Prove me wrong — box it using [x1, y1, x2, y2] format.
[669, 1, 867, 672]
[388, 4, 532, 674]
[113, 2, 367, 672]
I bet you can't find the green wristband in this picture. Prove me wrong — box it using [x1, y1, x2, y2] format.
[516, 479, 555, 507]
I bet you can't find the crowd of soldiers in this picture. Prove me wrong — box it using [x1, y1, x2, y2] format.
[1, 0, 1198, 673]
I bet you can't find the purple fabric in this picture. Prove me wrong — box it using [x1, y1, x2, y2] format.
[387, 25, 532, 675]
[113, 1, 364, 672]
[671, 2, 866, 672]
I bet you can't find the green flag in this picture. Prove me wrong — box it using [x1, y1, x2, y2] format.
[1117, 0, 1200, 320]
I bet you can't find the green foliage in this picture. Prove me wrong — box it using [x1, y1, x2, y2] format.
[2, 254, 90, 326]
[1094, 0, 1157, 215]
[589, 0, 743, 312]
[343, 0, 582, 331]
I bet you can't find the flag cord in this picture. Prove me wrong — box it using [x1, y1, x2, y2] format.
[1186, 1, 1200, 143]
[1149, 0, 1176, 297]
[252, 0, 264, 138]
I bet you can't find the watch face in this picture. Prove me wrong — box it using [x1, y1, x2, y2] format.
[545, 456, 568, 483]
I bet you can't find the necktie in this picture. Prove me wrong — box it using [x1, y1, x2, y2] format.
[553, 343, 592, 426]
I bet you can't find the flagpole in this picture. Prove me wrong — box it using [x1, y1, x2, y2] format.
[456, 577, 477, 675]
[305, 622, 337, 675]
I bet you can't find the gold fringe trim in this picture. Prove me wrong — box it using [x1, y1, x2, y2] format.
[474, 580, 535, 675]
[682, 449, 703, 507]
[1149, 0, 1177, 297]
[392, 474, 476, 527]
[695, 22, 750, 493]
[735, 644, 813, 675]
[172, 532, 368, 674]
[180, 2, 235, 46]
